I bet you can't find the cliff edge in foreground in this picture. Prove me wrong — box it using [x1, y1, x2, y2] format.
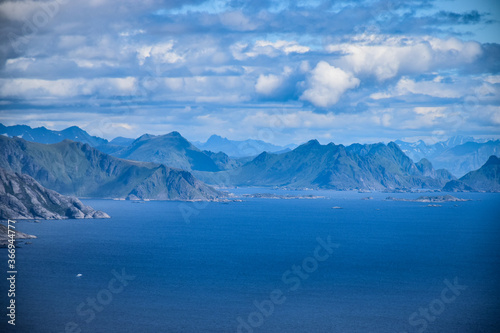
[0, 167, 110, 220]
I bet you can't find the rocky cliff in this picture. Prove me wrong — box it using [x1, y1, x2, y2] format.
[0, 167, 110, 220]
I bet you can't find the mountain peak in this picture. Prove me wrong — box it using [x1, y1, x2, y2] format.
[135, 133, 156, 141]
[168, 131, 183, 137]
[485, 155, 500, 166]
[417, 158, 432, 166]
[305, 139, 320, 146]
[61, 126, 85, 134]
[206, 134, 229, 144]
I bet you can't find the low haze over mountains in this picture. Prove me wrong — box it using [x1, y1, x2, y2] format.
[193, 134, 296, 158]
[396, 136, 500, 177]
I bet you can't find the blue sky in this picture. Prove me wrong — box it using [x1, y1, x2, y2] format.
[0, 0, 499, 145]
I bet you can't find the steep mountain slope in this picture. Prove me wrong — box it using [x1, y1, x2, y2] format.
[0, 136, 220, 201]
[195, 140, 454, 191]
[0, 167, 109, 220]
[0, 123, 107, 147]
[443, 155, 500, 192]
[109, 132, 227, 172]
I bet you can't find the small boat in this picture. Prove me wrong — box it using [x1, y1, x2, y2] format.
[331, 206, 343, 209]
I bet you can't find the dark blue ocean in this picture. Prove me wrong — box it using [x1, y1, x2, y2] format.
[2, 190, 500, 332]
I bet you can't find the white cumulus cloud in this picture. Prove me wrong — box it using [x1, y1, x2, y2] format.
[136, 41, 184, 65]
[327, 36, 482, 81]
[255, 66, 292, 96]
[301, 61, 360, 107]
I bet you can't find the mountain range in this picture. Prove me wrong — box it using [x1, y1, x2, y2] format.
[0, 136, 221, 201]
[101, 132, 228, 172]
[1, 123, 108, 147]
[3, 123, 497, 178]
[0, 167, 110, 220]
[194, 140, 455, 191]
[395, 136, 500, 177]
[1, 123, 498, 193]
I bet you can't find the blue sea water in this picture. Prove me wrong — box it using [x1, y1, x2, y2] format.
[2, 190, 500, 333]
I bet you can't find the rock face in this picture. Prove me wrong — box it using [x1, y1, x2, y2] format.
[196, 140, 455, 191]
[0, 168, 110, 220]
[443, 155, 500, 192]
[0, 136, 221, 201]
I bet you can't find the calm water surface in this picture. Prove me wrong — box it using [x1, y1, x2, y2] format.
[2, 190, 500, 332]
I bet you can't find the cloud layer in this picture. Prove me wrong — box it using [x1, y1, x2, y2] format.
[0, 0, 499, 145]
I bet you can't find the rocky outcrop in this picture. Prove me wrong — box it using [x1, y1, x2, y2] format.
[0, 224, 37, 246]
[0, 168, 110, 220]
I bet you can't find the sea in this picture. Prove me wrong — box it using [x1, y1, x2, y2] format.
[2, 189, 500, 333]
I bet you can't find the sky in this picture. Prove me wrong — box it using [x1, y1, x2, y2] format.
[0, 0, 499, 146]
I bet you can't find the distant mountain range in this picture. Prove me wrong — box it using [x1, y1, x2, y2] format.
[193, 134, 296, 158]
[0, 167, 109, 220]
[0, 123, 108, 147]
[2, 123, 499, 193]
[0, 136, 221, 201]
[3, 124, 497, 178]
[443, 155, 500, 192]
[194, 140, 455, 191]
[395, 136, 500, 177]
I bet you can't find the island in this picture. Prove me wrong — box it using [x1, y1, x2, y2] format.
[385, 195, 471, 203]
